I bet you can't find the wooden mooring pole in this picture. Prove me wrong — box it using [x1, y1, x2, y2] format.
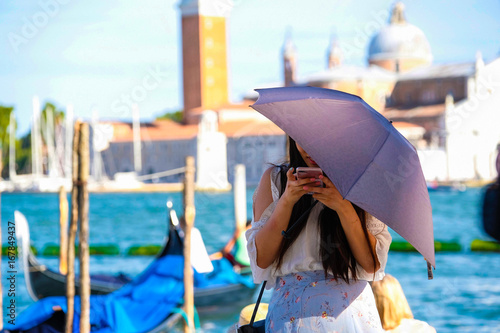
[59, 186, 68, 275]
[65, 121, 80, 333]
[78, 123, 90, 333]
[234, 164, 247, 233]
[183, 156, 196, 333]
[65, 122, 91, 332]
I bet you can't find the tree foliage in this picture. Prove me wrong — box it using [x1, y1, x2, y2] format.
[0, 105, 14, 150]
[0, 105, 15, 178]
[156, 109, 183, 123]
[0, 101, 66, 178]
[41, 102, 65, 126]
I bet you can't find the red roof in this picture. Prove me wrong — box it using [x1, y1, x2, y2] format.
[107, 118, 283, 143]
[220, 120, 284, 137]
[108, 120, 198, 142]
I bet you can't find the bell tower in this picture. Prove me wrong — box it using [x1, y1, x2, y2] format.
[179, 0, 232, 124]
[327, 34, 342, 69]
[283, 29, 296, 87]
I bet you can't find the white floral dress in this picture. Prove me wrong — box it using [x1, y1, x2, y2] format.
[246, 167, 392, 332]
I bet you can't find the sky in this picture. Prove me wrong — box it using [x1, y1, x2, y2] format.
[1, 0, 499, 137]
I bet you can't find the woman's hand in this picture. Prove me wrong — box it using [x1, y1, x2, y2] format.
[281, 167, 320, 206]
[253, 167, 320, 269]
[305, 175, 352, 213]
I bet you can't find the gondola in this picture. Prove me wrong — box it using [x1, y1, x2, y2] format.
[15, 204, 257, 317]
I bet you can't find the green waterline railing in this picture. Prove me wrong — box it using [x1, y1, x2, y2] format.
[2, 239, 500, 257]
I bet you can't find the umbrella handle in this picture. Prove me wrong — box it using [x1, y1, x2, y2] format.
[427, 260, 434, 280]
[281, 200, 319, 239]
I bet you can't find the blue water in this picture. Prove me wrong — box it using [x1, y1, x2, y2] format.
[1, 188, 500, 332]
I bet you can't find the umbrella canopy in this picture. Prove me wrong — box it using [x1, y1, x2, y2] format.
[251, 86, 435, 268]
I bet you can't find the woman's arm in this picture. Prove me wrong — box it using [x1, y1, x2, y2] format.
[253, 167, 316, 269]
[306, 175, 380, 273]
[336, 204, 380, 273]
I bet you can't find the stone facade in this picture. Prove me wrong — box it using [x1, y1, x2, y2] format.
[101, 134, 286, 186]
[101, 138, 197, 183]
[390, 77, 468, 108]
[226, 134, 287, 186]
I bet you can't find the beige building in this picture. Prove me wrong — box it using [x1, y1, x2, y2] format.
[267, 1, 499, 181]
[100, 110, 285, 186]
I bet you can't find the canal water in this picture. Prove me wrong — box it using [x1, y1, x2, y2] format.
[1, 187, 500, 332]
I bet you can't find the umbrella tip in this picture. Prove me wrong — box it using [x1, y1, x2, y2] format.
[427, 261, 434, 280]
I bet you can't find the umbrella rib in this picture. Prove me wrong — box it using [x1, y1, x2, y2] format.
[342, 131, 391, 200]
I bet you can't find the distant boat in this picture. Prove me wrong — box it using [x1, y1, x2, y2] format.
[3, 97, 73, 193]
[426, 181, 466, 192]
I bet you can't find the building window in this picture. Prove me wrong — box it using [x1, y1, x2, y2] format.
[206, 58, 214, 68]
[205, 19, 213, 29]
[205, 38, 214, 48]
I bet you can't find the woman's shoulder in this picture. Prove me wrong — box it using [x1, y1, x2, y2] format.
[262, 164, 286, 184]
[253, 167, 278, 222]
[255, 166, 279, 198]
[262, 165, 275, 178]
[255, 167, 274, 192]
[254, 165, 284, 204]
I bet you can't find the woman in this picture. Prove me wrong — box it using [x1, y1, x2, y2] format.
[246, 137, 392, 332]
[371, 274, 436, 332]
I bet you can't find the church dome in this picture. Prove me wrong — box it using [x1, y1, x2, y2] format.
[368, 2, 432, 64]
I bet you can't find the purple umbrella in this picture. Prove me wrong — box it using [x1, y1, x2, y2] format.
[251, 86, 435, 271]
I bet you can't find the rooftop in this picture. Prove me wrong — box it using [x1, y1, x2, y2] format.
[398, 62, 475, 80]
[108, 120, 199, 142]
[382, 103, 445, 119]
[107, 117, 283, 143]
[304, 65, 396, 84]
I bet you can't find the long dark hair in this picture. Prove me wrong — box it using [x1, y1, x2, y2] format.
[274, 137, 376, 283]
